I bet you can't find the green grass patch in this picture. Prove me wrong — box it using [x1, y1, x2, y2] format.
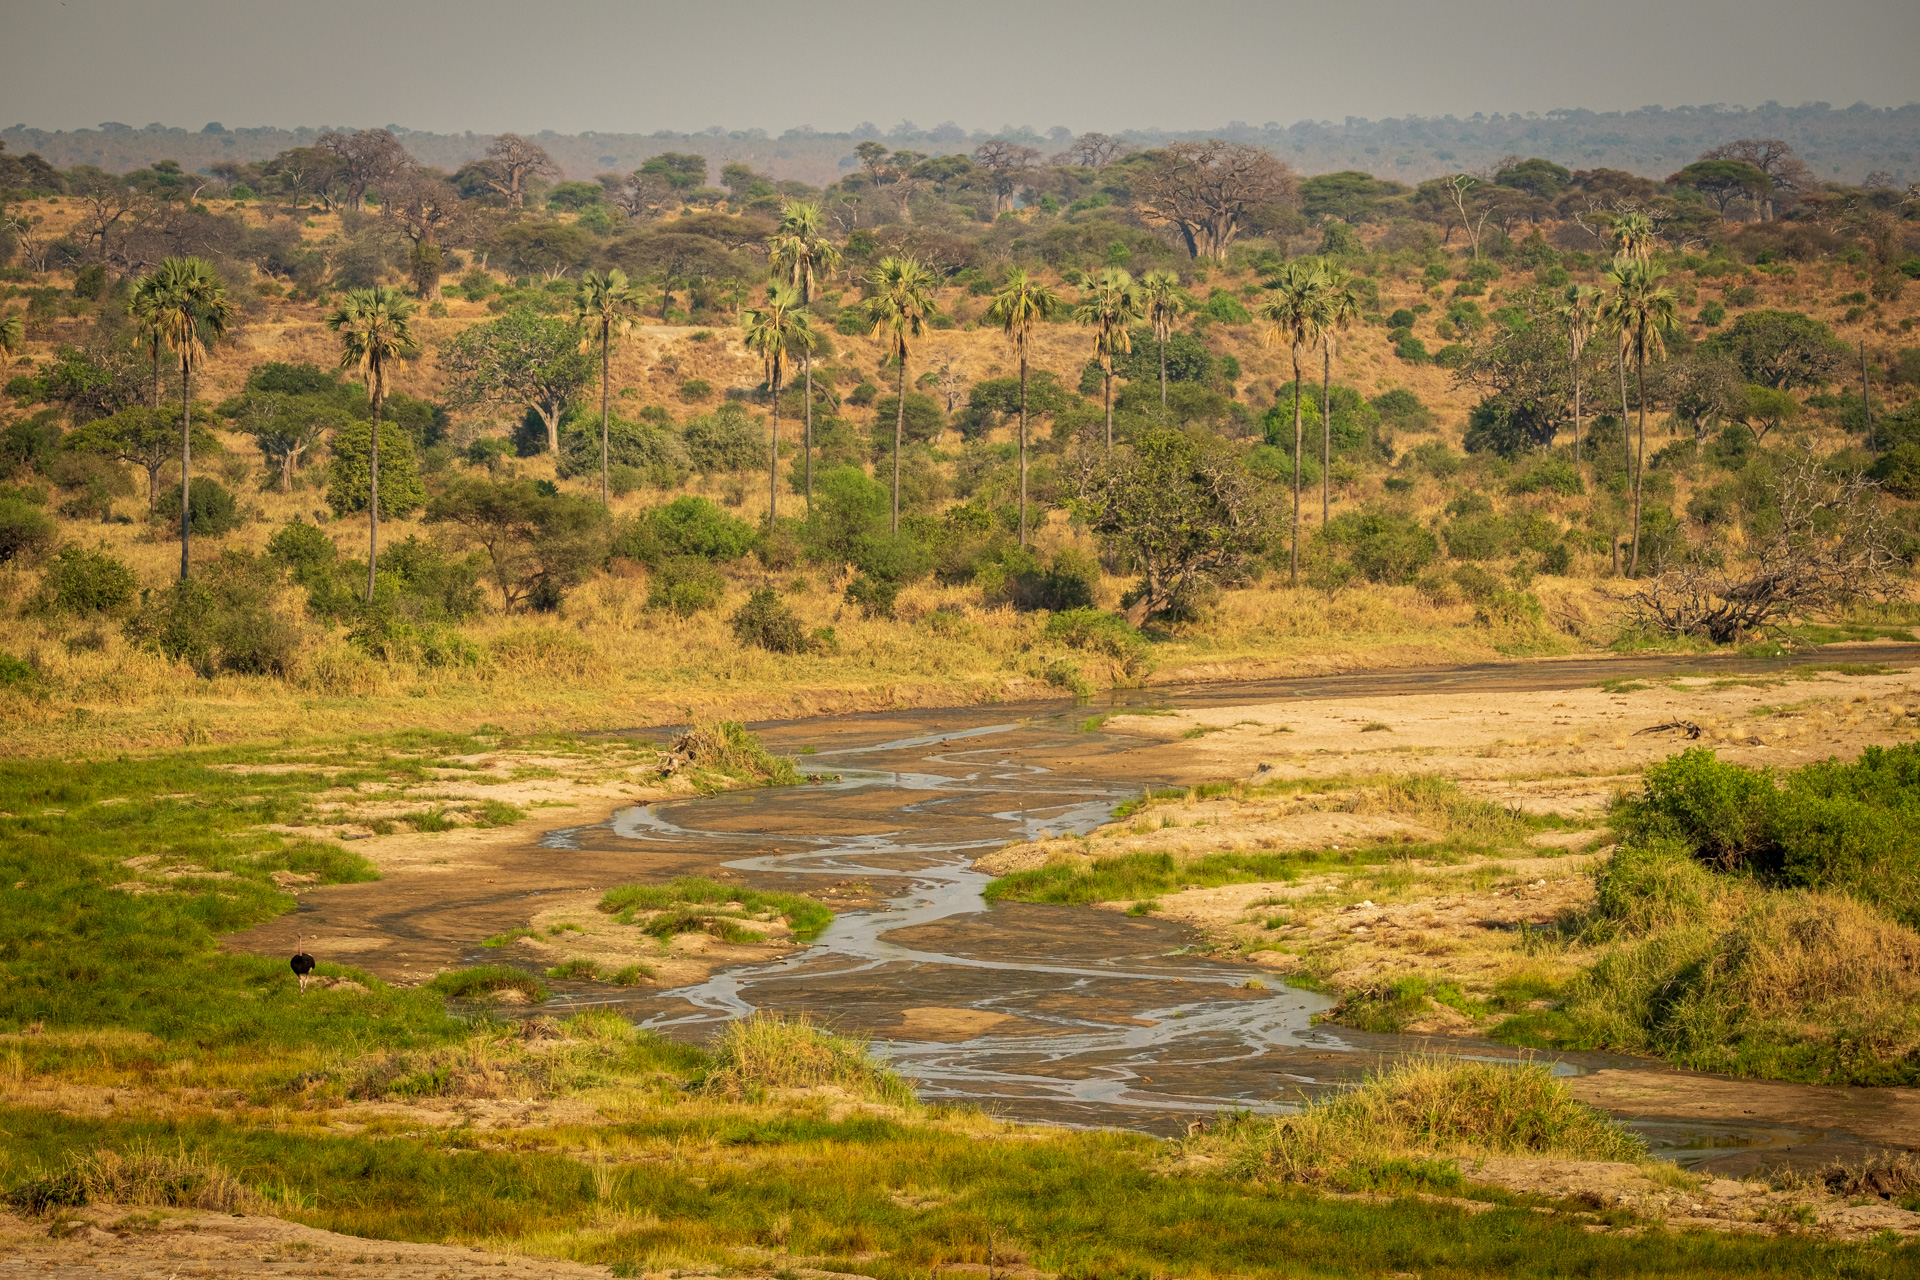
[599, 876, 833, 941]
[426, 965, 549, 1002]
[482, 927, 541, 948]
[1, 1098, 1887, 1280]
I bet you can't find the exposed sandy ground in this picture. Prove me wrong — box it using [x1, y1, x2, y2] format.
[0, 1205, 616, 1278]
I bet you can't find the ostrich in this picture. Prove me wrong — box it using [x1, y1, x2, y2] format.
[290, 935, 316, 993]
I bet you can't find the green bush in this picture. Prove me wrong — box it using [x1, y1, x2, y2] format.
[844, 573, 898, 619]
[1614, 746, 1920, 926]
[557, 410, 691, 487]
[27, 543, 136, 616]
[730, 587, 806, 654]
[1508, 457, 1584, 497]
[613, 495, 756, 566]
[327, 420, 426, 519]
[1043, 608, 1150, 679]
[155, 476, 241, 536]
[1320, 507, 1438, 584]
[647, 555, 726, 616]
[123, 550, 297, 678]
[682, 402, 765, 474]
[1395, 336, 1430, 364]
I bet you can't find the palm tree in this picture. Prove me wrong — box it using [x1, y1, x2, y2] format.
[741, 285, 813, 524]
[573, 267, 641, 508]
[1257, 260, 1330, 587]
[326, 286, 418, 600]
[1612, 211, 1657, 264]
[1139, 270, 1186, 410]
[139, 257, 233, 581]
[1602, 258, 1677, 578]
[1558, 283, 1602, 465]
[985, 269, 1063, 546]
[128, 278, 169, 409]
[767, 201, 842, 510]
[1316, 261, 1363, 525]
[865, 255, 939, 533]
[1072, 267, 1145, 453]
[0, 312, 21, 359]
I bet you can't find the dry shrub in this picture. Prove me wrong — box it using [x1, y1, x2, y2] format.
[665, 721, 799, 786]
[1348, 774, 1533, 843]
[488, 626, 609, 680]
[4, 1142, 260, 1214]
[291, 640, 389, 696]
[703, 1011, 916, 1107]
[1188, 1059, 1642, 1185]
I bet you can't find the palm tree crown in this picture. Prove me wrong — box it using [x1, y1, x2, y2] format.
[574, 267, 641, 507]
[326, 285, 418, 599]
[767, 201, 842, 306]
[866, 256, 939, 533]
[1072, 267, 1146, 452]
[986, 269, 1063, 546]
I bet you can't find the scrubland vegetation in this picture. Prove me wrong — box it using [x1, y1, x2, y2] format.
[4, 123, 1920, 1270]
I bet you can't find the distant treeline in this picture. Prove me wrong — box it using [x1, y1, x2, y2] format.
[5, 101, 1917, 187]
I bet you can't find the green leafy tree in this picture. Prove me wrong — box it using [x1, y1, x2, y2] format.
[741, 285, 814, 522]
[326, 285, 418, 600]
[1603, 258, 1678, 577]
[1139, 270, 1189, 409]
[767, 200, 842, 509]
[1669, 159, 1772, 215]
[573, 268, 643, 506]
[132, 257, 233, 580]
[1073, 267, 1146, 452]
[1258, 260, 1330, 585]
[866, 256, 940, 533]
[1699, 310, 1850, 390]
[238, 393, 352, 493]
[327, 419, 426, 520]
[440, 306, 594, 455]
[65, 405, 218, 514]
[426, 476, 610, 611]
[1075, 428, 1272, 625]
[1732, 384, 1801, 444]
[984, 268, 1061, 545]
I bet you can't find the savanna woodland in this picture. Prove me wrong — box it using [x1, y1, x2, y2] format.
[4, 119, 1920, 1278]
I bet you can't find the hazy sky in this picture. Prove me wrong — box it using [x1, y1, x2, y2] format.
[4, 0, 1915, 135]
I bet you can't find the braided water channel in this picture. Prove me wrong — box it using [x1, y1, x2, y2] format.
[529, 646, 1920, 1163]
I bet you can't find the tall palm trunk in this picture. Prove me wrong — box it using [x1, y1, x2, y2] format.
[1320, 339, 1332, 525]
[178, 362, 192, 580]
[803, 350, 814, 511]
[599, 321, 611, 507]
[1159, 335, 1168, 410]
[892, 356, 906, 534]
[367, 388, 382, 602]
[1570, 331, 1582, 466]
[1290, 346, 1303, 587]
[1104, 364, 1114, 453]
[768, 371, 781, 523]
[1629, 344, 1647, 579]
[151, 341, 162, 410]
[1018, 354, 1030, 547]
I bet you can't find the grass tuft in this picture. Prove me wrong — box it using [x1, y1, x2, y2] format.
[426, 965, 549, 1003]
[703, 1011, 917, 1108]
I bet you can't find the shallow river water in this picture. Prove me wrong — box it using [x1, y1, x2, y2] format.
[520, 646, 1920, 1160]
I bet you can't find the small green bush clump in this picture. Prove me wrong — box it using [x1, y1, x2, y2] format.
[647, 555, 726, 616]
[730, 587, 806, 653]
[0, 495, 57, 565]
[702, 1011, 917, 1107]
[426, 965, 549, 1002]
[27, 543, 136, 616]
[156, 476, 241, 536]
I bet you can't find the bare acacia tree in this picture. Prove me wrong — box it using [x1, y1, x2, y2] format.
[600, 169, 674, 220]
[1624, 448, 1901, 645]
[972, 140, 1041, 214]
[1052, 132, 1127, 168]
[382, 169, 468, 299]
[477, 134, 562, 207]
[1136, 140, 1297, 263]
[317, 129, 413, 210]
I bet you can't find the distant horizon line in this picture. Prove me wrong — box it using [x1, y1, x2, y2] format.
[8, 99, 1920, 142]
